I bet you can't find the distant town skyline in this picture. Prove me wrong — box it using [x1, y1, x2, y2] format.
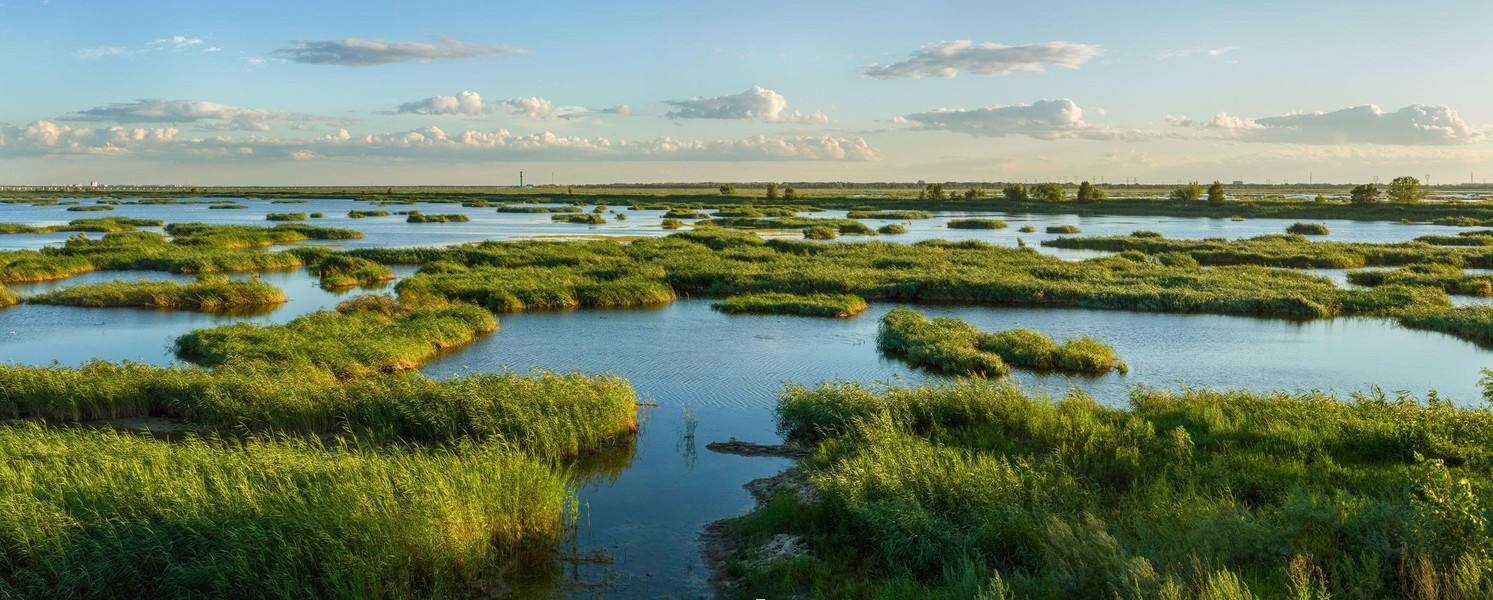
[2, 0, 1491, 185]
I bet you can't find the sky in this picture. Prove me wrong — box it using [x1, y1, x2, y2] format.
[2, 0, 1492, 186]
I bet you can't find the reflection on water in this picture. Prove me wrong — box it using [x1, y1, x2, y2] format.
[2, 212, 1492, 595]
[0, 198, 1479, 255]
[415, 299, 1493, 598]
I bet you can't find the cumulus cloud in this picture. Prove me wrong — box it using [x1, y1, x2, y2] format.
[1, 122, 874, 162]
[0, 120, 178, 155]
[391, 91, 495, 116]
[1170, 104, 1484, 145]
[664, 86, 827, 123]
[389, 91, 624, 120]
[896, 99, 1138, 140]
[273, 36, 527, 66]
[864, 40, 1100, 79]
[64, 99, 332, 132]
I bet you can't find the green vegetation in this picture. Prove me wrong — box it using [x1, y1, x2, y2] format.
[0, 217, 162, 235]
[1170, 181, 1203, 202]
[877, 308, 1126, 376]
[496, 205, 581, 213]
[1042, 231, 1493, 269]
[701, 216, 870, 233]
[1398, 306, 1493, 347]
[1018, 225, 1037, 233]
[27, 277, 286, 311]
[663, 208, 710, 219]
[712, 293, 869, 318]
[877, 224, 908, 235]
[552, 213, 606, 224]
[1032, 183, 1066, 202]
[166, 223, 363, 249]
[1207, 181, 1227, 205]
[265, 212, 308, 221]
[0, 425, 572, 598]
[1348, 264, 1493, 296]
[347, 210, 392, 218]
[803, 226, 837, 240]
[406, 212, 471, 223]
[729, 379, 1493, 598]
[947, 218, 1007, 229]
[1046, 224, 1081, 234]
[661, 218, 683, 230]
[309, 254, 397, 289]
[1287, 222, 1330, 235]
[714, 206, 802, 218]
[845, 210, 932, 220]
[175, 299, 496, 376]
[383, 231, 1446, 321]
[65, 205, 113, 212]
[1076, 181, 1104, 203]
[207, 203, 247, 209]
[1350, 183, 1380, 205]
[1389, 176, 1426, 203]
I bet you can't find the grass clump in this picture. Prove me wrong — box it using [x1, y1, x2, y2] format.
[845, 210, 932, 220]
[803, 226, 837, 240]
[1398, 305, 1493, 347]
[1349, 264, 1493, 296]
[174, 298, 496, 376]
[496, 205, 581, 213]
[713, 206, 802, 218]
[27, 277, 286, 311]
[309, 255, 397, 289]
[877, 224, 907, 235]
[1046, 224, 1081, 234]
[0, 217, 162, 234]
[1287, 222, 1330, 235]
[347, 210, 392, 218]
[1018, 225, 1037, 233]
[64, 205, 113, 212]
[736, 379, 1493, 598]
[947, 218, 1007, 229]
[1044, 232, 1493, 269]
[660, 218, 683, 230]
[265, 212, 308, 221]
[406, 212, 471, 223]
[877, 308, 1126, 376]
[552, 213, 607, 225]
[713, 292, 868, 318]
[0, 425, 571, 598]
[662, 208, 710, 219]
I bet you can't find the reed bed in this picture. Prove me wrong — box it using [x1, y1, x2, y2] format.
[265, 212, 308, 221]
[309, 255, 397, 288]
[947, 218, 1008, 229]
[877, 308, 1126, 376]
[0, 425, 570, 598]
[845, 210, 932, 220]
[1287, 222, 1330, 235]
[551, 213, 606, 224]
[712, 292, 869, 318]
[347, 210, 392, 218]
[731, 379, 1493, 598]
[27, 277, 286, 311]
[406, 212, 471, 223]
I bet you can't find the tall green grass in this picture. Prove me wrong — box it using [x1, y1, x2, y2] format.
[1043, 231, 1493, 269]
[1349, 264, 1493, 296]
[406, 212, 471, 223]
[27, 277, 286, 311]
[174, 298, 496, 376]
[0, 425, 571, 598]
[947, 218, 1007, 229]
[877, 308, 1126, 376]
[265, 212, 308, 221]
[712, 292, 869, 318]
[309, 255, 397, 289]
[736, 379, 1493, 598]
[846, 210, 932, 220]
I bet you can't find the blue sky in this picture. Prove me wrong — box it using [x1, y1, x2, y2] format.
[2, 0, 1491, 185]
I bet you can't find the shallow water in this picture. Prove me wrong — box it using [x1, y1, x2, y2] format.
[0, 198, 1476, 255]
[2, 202, 1491, 596]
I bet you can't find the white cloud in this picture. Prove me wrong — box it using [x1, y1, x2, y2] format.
[74, 46, 128, 60]
[149, 35, 204, 51]
[665, 86, 828, 123]
[389, 92, 622, 120]
[1171, 104, 1485, 145]
[65, 99, 335, 132]
[864, 40, 1100, 79]
[1158, 46, 1239, 60]
[1, 122, 875, 162]
[273, 36, 527, 66]
[392, 91, 495, 116]
[896, 99, 1140, 140]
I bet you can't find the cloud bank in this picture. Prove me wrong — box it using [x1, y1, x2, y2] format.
[65, 99, 332, 132]
[896, 99, 1137, 140]
[665, 86, 827, 124]
[1174, 104, 1485, 145]
[273, 36, 527, 66]
[864, 40, 1100, 79]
